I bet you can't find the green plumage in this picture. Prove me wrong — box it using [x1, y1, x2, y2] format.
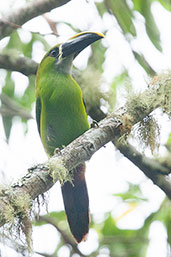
[36, 70, 89, 155]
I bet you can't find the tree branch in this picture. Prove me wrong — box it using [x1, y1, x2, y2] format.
[117, 142, 171, 198]
[0, 0, 71, 40]
[37, 216, 86, 257]
[0, 75, 170, 229]
[0, 54, 38, 76]
[0, 94, 32, 120]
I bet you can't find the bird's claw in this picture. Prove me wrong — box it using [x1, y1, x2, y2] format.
[91, 120, 99, 128]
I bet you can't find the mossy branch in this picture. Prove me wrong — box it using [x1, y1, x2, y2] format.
[126, 74, 171, 121]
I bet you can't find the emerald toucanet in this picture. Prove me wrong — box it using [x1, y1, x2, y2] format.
[35, 32, 104, 243]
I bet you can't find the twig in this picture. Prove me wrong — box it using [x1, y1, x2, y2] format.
[42, 14, 58, 36]
[35, 252, 56, 257]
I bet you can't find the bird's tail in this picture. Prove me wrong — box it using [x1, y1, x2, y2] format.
[61, 163, 89, 243]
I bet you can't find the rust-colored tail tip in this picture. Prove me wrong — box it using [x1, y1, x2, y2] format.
[74, 232, 88, 244]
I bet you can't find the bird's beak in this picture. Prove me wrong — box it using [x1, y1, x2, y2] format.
[61, 32, 104, 59]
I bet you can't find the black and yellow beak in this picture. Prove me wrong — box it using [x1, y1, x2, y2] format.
[61, 32, 104, 59]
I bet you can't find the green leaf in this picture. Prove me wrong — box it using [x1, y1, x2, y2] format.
[144, 9, 162, 51]
[132, 0, 143, 12]
[18, 75, 35, 110]
[2, 71, 14, 96]
[22, 37, 34, 58]
[158, 0, 171, 11]
[114, 183, 147, 202]
[5, 31, 23, 52]
[132, 0, 162, 51]
[106, 0, 136, 36]
[101, 213, 146, 257]
[33, 211, 66, 227]
[154, 199, 171, 244]
[102, 214, 118, 236]
[165, 133, 171, 152]
[133, 51, 156, 76]
[165, 132, 171, 152]
[96, 1, 107, 17]
[1, 72, 15, 141]
[46, 211, 66, 221]
[33, 218, 46, 227]
[2, 116, 12, 142]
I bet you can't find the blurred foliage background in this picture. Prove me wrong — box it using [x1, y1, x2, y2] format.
[0, 0, 171, 257]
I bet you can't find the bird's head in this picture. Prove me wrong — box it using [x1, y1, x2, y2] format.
[38, 31, 104, 75]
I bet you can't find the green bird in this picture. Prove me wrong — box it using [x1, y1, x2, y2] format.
[35, 32, 104, 243]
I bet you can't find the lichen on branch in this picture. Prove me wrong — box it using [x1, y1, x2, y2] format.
[126, 72, 171, 121]
[126, 72, 171, 152]
[0, 186, 32, 251]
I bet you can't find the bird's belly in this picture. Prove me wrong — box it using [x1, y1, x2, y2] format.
[41, 106, 89, 156]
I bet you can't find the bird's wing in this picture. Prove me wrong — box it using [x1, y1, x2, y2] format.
[36, 96, 41, 136]
[83, 98, 87, 112]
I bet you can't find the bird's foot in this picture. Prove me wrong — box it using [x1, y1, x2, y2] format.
[91, 120, 99, 128]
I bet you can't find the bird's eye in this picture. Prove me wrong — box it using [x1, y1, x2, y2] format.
[50, 50, 57, 57]
[49, 48, 59, 57]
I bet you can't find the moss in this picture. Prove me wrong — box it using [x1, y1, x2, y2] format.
[126, 91, 151, 123]
[48, 157, 73, 185]
[0, 185, 32, 252]
[0, 187, 33, 252]
[125, 72, 171, 153]
[10, 192, 32, 251]
[20, 214, 32, 253]
[0, 186, 14, 224]
[126, 72, 171, 121]
[134, 115, 160, 153]
[155, 73, 171, 116]
[120, 114, 134, 134]
[12, 192, 31, 214]
[148, 72, 171, 117]
[2, 204, 14, 224]
[0, 184, 8, 196]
